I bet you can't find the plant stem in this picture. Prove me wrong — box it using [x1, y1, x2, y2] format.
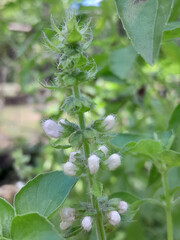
[161, 171, 173, 240]
[73, 84, 107, 240]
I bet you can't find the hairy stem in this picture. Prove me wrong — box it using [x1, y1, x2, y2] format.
[73, 84, 107, 240]
[161, 171, 173, 240]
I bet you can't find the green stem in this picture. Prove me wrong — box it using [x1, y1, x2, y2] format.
[161, 171, 173, 240]
[73, 84, 107, 240]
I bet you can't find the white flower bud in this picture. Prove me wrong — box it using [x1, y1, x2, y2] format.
[88, 155, 100, 174]
[42, 119, 63, 138]
[118, 201, 128, 214]
[58, 118, 66, 125]
[81, 216, 92, 232]
[69, 150, 80, 163]
[103, 115, 116, 130]
[60, 221, 72, 230]
[106, 153, 121, 170]
[98, 145, 108, 156]
[63, 162, 76, 176]
[60, 207, 76, 222]
[107, 211, 121, 226]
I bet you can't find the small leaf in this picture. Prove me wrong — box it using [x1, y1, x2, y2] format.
[51, 144, 72, 149]
[109, 191, 139, 203]
[11, 213, 62, 240]
[109, 192, 161, 209]
[109, 45, 137, 79]
[163, 21, 180, 40]
[63, 226, 82, 238]
[115, 0, 174, 64]
[159, 150, 180, 168]
[69, 131, 83, 147]
[168, 104, 180, 151]
[91, 181, 103, 197]
[15, 171, 77, 218]
[0, 198, 15, 238]
[83, 128, 96, 139]
[148, 164, 161, 187]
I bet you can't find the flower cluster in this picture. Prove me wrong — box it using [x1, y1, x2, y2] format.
[59, 200, 128, 232]
[41, 12, 128, 238]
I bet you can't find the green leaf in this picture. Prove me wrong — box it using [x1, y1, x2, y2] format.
[0, 198, 15, 238]
[109, 45, 137, 79]
[115, 0, 174, 64]
[109, 191, 139, 203]
[83, 128, 96, 139]
[131, 139, 162, 159]
[14, 171, 77, 218]
[163, 21, 180, 40]
[148, 164, 161, 187]
[63, 226, 82, 238]
[69, 131, 83, 147]
[109, 192, 161, 209]
[111, 133, 151, 148]
[11, 213, 62, 240]
[168, 104, 180, 151]
[159, 150, 180, 168]
[50, 143, 72, 149]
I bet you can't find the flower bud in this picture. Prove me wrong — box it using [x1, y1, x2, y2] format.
[106, 153, 121, 170]
[63, 162, 76, 176]
[88, 154, 100, 174]
[81, 216, 92, 232]
[58, 118, 66, 125]
[42, 119, 63, 138]
[69, 150, 80, 163]
[118, 201, 128, 214]
[60, 207, 76, 222]
[60, 221, 72, 230]
[107, 211, 121, 226]
[98, 145, 108, 156]
[103, 115, 116, 130]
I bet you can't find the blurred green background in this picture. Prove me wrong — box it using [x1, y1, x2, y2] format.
[0, 0, 180, 239]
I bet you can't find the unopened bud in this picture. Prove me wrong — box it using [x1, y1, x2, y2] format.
[107, 211, 121, 226]
[69, 150, 80, 163]
[118, 201, 128, 214]
[63, 162, 76, 176]
[106, 153, 121, 170]
[60, 207, 76, 222]
[42, 119, 63, 138]
[88, 154, 100, 174]
[103, 115, 116, 130]
[81, 216, 92, 232]
[58, 118, 66, 125]
[98, 145, 108, 156]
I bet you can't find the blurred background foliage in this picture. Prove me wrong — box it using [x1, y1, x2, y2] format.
[0, 0, 180, 239]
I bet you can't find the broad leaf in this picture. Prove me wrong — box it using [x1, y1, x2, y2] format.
[0, 198, 15, 238]
[11, 213, 62, 240]
[111, 133, 151, 148]
[15, 171, 77, 218]
[131, 139, 162, 159]
[109, 45, 137, 79]
[115, 0, 174, 64]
